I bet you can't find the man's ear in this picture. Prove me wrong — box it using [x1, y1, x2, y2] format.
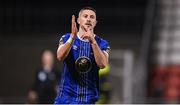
[95, 20, 97, 26]
[77, 18, 80, 24]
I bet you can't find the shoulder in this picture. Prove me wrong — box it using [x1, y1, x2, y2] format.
[35, 69, 43, 77]
[95, 35, 110, 53]
[95, 35, 109, 45]
[58, 33, 71, 44]
[60, 33, 71, 39]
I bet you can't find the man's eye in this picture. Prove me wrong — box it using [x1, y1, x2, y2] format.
[90, 16, 94, 19]
[84, 15, 88, 18]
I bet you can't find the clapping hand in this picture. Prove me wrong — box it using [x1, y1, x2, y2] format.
[71, 15, 77, 39]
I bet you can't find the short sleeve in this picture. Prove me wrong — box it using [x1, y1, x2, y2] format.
[58, 33, 71, 45]
[101, 40, 110, 54]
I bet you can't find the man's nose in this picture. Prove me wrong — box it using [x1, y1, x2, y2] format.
[87, 19, 91, 22]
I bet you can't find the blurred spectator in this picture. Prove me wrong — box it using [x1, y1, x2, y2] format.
[96, 65, 111, 104]
[27, 50, 60, 104]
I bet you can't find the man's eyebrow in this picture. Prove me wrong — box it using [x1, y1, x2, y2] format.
[82, 13, 95, 17]
[82, 13, 88, 15]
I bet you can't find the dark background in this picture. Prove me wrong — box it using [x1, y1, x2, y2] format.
[0, 0, 148, 103]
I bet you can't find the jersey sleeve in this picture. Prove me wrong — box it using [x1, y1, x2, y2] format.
[58, 33, 71, 45]
[100, 39, 110, 54]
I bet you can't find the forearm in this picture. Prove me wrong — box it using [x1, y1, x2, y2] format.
[57, 43, 71, 61]
[57, 37, 74, 61]
[91, 41, 108, 69]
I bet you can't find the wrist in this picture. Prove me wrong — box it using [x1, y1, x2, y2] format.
[90, 38, 97, 45]
[70, 33, 76, 39]
[67, 36, 74, 44]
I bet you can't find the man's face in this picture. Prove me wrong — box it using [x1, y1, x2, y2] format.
[78, 10, 97, 30]
[42, 51, 54, 67]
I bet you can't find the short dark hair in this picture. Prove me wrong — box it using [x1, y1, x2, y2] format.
[80, 6, 96, 13]
[79, 6, 96, 17]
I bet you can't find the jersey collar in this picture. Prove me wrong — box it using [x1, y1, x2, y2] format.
[77, 34, 96, 42]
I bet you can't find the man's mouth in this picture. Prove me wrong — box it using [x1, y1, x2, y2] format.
[85, 23, 92, 26]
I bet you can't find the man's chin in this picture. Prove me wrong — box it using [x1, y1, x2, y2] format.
[85, 25, 93, 30]
[81, 25, 93, 31]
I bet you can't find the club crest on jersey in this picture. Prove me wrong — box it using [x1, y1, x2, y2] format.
[75, 56, 92, 73]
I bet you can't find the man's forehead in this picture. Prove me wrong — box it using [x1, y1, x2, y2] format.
[80, 10, 96, 16]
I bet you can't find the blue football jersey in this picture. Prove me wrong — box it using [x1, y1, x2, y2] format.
[54, 33, 110, 104]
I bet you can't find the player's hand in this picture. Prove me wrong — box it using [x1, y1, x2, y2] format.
[71, 15, 77, 39]
[81, 25, 96, 43]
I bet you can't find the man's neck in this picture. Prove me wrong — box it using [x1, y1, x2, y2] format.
[77, 28, 84, 37]
[43, 65, 52, 72]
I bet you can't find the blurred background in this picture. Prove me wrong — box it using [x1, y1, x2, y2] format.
[1, 0, 180, 104]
